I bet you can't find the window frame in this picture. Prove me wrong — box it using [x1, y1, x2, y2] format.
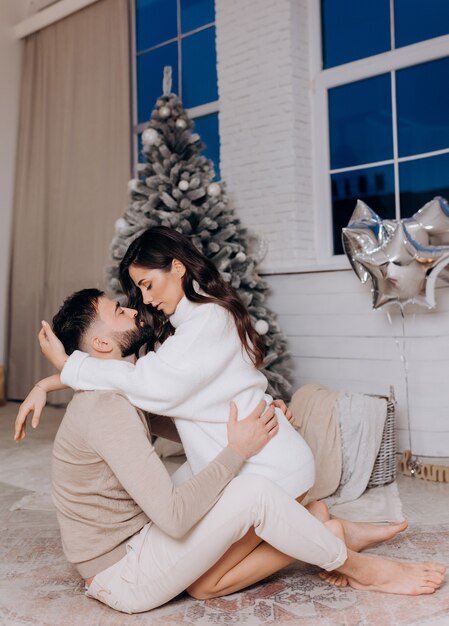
[130, 0, 220, 175]
[310, 0, 449, 267]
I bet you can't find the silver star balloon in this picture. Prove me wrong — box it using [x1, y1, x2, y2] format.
[343, 197, 449, 309]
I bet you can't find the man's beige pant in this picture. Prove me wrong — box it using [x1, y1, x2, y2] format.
[86, 475, 347, 614]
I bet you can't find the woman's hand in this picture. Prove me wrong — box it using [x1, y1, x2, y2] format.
[15, 384, 47, 441]
[38, 321, 68, 371]
[227, 400, 279, 460]
[14, 374, 68, 441]
[272, 398, 295, 424]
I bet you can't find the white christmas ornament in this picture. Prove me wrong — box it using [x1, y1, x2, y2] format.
[128, 179, 139, 193]
[159, 105, 171, 119]
[176, 118, 187, 129]
[115, 217, 129, 234]
[178, 180, 190, 191]
[142, 128, 160, 146]
[255, 320, 269, 335]
[207, 183, 221, 197]
[235, 251, 246, 262]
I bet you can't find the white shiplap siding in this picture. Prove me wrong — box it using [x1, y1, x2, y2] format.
[266, 271, 449, 457]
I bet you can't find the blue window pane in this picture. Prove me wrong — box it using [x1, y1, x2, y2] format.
[194, 113, 220, 180]
[182, 27, 218, 108]
[136, 133, 145, 164]
[329, 75, 393, 170]
[181, 0, 214, 33]
[321, 0, 390, 68]
[137, 43, 179, 124]
[332, 165, 395, 254]
[396, 57, 449, 158]
[395, 0, 449, 48]
[136, 0, 177, 52]
[399, 154, 449, 218]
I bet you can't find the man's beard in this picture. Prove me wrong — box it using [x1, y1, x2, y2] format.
[114, 324, 154, 358]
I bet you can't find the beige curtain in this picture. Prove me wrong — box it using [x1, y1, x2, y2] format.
[8, 0, 131, 401]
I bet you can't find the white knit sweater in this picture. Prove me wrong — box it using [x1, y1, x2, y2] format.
[61, 297, 315, 497]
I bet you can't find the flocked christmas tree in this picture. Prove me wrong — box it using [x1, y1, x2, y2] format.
[108, 67, 293, 400]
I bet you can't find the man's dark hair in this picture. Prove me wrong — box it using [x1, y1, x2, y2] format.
[52, 288, 104, 355]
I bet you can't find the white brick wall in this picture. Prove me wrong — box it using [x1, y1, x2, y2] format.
[216, 0, 315, 272]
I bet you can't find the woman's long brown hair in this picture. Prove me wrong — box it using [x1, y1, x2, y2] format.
[119, 226, 265, 367]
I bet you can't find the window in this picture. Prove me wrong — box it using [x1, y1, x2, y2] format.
[314, 1, 449, 258]
[133, 0, 220, 178]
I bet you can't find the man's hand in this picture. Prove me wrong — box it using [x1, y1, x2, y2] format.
[15, 385, 47, 441]
[272, 398, 295, 424]
[38, 321, 68, 371]
[227, 400, 279, 460]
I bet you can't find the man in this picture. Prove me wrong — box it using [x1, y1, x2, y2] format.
[15, 290, 446, 612]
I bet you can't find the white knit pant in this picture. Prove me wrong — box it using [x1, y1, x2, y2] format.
[86, 475, 347, 614]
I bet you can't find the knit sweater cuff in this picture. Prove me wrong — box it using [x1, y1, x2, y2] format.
[215, 446, 245, 475]
[61, 350, 90, 389]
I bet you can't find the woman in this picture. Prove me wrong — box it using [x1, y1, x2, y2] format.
[42, 226, 317, 498]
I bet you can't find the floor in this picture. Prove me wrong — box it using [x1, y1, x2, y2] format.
[1, 401, 449, 626]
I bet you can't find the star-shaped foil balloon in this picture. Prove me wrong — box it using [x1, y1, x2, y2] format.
[342, 197, 449, 309]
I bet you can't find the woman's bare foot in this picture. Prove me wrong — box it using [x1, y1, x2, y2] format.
[305, 500, 407, 553]
[336, 519, 408, 552]
[345, 556, 446, 595]
[320, 519, 445, 595]
[319, 570, 348, 587]
[321, 519, 350, 587]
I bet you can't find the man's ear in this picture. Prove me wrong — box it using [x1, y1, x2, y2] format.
[172, 258, 186, 278]
[90, 335, 114, 354]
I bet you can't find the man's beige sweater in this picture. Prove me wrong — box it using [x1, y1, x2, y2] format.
[51, 390, 244, 579]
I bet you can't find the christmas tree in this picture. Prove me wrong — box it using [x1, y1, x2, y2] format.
[108, 67, 293, 400]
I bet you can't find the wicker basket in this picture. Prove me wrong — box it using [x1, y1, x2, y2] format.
[367, 387, 397, 488]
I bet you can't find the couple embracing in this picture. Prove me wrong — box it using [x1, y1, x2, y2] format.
[16, 226, 445, 614]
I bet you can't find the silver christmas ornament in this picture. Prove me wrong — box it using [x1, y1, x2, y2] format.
[235, 251, 246, 262]
[142, 128, 160, 146]
[159, 105, 171, 119]
[178, 180, 190, 191]
[207, 182, 221, 197]
[255, 319, 269, 335]
[176, 118, 187, 130]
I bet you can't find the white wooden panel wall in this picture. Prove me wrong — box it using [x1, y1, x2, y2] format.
[265, 270, 449, 457]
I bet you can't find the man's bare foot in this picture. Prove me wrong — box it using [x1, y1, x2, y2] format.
[345, 556, 446, 595]
[306, 500, 330, 524]
[336, 519, 408, 552]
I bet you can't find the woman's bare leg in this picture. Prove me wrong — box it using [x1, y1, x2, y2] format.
[187, 492, 310, 599]
[187, 494, 409, 599]
[186, 526, 296, 599]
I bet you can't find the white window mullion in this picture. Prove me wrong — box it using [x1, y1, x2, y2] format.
[177, 0, 182, 101]
[130, 0, 139, 176]
[390, 0, 396, 50]
[391, 70, 401, 220]
[319, 33, 449, 91]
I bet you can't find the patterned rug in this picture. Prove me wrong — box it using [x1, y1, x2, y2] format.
[1, 508, 448, 626]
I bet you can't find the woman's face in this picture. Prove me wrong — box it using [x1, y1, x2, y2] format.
[129, 260, 186, 316]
